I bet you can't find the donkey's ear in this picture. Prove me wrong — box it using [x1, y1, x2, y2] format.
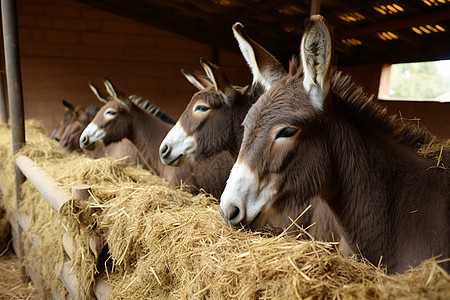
[233, 22, 285, 91]
[103, 76, 118, 99]
[181, 69, 212, 91]
[103, 76, 132, 110]
[62, 99, 76, 112]
[200, 58, 237, 104]
[300, 15, 332, 111]
[88, 81, 108, 104]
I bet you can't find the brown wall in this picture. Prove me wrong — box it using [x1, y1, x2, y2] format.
[14, 0, 252, 134]
[339, 64, 450, 139]
[7, 0, 450, 140]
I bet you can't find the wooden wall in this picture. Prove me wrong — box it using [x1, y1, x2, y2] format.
[14, 0, 251, 134]
[7, 0, 449, 139]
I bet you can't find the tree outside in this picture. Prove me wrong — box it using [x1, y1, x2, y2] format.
[389, 60, 450, 100]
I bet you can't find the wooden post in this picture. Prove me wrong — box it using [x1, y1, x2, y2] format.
[310, 0, 322, 16]
[2, 0, 26, 276]
[0, 16, 7, 123]
[72, 184, 91, 201]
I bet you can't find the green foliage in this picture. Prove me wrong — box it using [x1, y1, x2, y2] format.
[389, 61, 450, 99]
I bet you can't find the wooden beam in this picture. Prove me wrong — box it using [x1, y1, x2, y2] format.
[241, 0, 286, 18]
[335, 8, 450, 39]
[310, 0, 322, 16]
[15, 155, 73, 214]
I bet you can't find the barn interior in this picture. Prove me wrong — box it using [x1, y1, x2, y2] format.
[1, 0, 449, 138]
[1, 1, 450, 298]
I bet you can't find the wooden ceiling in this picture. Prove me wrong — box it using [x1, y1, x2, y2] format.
[76, 0, 450, 66]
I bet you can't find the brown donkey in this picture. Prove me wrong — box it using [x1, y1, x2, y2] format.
[220, 15, 449, 274]
[55, 88, 176, 167]
[51, 99, 78, 141]
[58, 103, 100, 152]
[80, 77, 234, 198]
[159, 29, 338, 240]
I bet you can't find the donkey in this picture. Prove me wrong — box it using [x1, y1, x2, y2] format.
[159, 26, 338, 240]
[220, 15, 449, 274]
[54, 87, 176, 167]
[80, 77, 234, 198]
[58, 103, 100, 152]
[58, 94, 175, 150]
[51, 99, 77, 141]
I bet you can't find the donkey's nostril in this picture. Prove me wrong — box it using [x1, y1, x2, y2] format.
[81, 136, 88, 146]
[229, 205, 240, 221]
[160, 144, 170, 158]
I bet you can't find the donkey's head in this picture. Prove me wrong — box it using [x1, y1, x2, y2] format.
[159, 23, 283, 166]
[159, 58, 241, 166]
[220, 15, 333, 229]
[51, 99, 76, 141]
[60, 104, 100, 151]
[80, 77, 133, 150]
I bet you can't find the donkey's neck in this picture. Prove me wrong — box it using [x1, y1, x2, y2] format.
[228, 89, 258, 158]
[126, 106, 173, 176]
[323, 96, 439, 271]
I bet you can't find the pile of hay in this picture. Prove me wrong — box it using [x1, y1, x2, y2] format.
[0, 250, 39, 299]
[0, 120, 449, 299]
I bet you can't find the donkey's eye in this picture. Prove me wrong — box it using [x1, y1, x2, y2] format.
[105, 109, 116, 116]
[194, 105, 210, 113]
[275, 127, 299, 140]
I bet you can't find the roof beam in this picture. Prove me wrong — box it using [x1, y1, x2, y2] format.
[335, 8, 450, 39]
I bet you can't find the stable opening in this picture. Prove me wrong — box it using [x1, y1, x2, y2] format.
[378, 59, 450, 102]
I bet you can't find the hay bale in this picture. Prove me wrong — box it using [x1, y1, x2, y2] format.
[0, 119, 449, 300]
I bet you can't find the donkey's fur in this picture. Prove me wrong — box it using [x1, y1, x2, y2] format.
[221, 15, 449, 274]
[59, 103, 100, 152]
[51, 99, 76, 141]
[159, 53, 338, 239]
[160, 58, 261, 163]
[80, 77, 234, 198]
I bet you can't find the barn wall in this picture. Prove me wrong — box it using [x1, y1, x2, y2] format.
[339, 64, 450, 139]
[16, 0, 252, 134]
[10, 0, 450, 139]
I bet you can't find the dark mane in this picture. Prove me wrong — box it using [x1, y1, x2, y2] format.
[287, 56, 431, 149]
[129, 95, 176, 125]
[237, 83, 263, 106]
[330, 70, 432, 148]
[85, 104, 100, 121]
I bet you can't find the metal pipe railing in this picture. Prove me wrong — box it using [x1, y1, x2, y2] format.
[2, 0, 26, 272]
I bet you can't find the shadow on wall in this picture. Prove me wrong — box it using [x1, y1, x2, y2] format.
[380, 100, 450, 139]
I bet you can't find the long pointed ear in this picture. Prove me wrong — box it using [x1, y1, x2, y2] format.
[62, 99, 76, 112]
[300, 15, 332, 111]
[88, 81, 108, 104]
[232, 22, 285, 91]
[181, 69, 212, 91]
[200, 58, 237, 104]
[103, 76, 132, 110]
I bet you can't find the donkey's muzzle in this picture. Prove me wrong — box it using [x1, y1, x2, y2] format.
[160, 143, 183, 166]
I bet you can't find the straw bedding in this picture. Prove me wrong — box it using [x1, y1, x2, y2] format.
[0, 120, 449, 299]
[0, 250, 39, 299]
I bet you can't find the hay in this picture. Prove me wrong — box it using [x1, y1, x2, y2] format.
[0, 119, 449, 299]
[418, 138, 450, 170]
[0, 250, 39, 299]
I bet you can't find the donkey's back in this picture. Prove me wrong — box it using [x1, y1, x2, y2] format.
[388, 152, 449, 272]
